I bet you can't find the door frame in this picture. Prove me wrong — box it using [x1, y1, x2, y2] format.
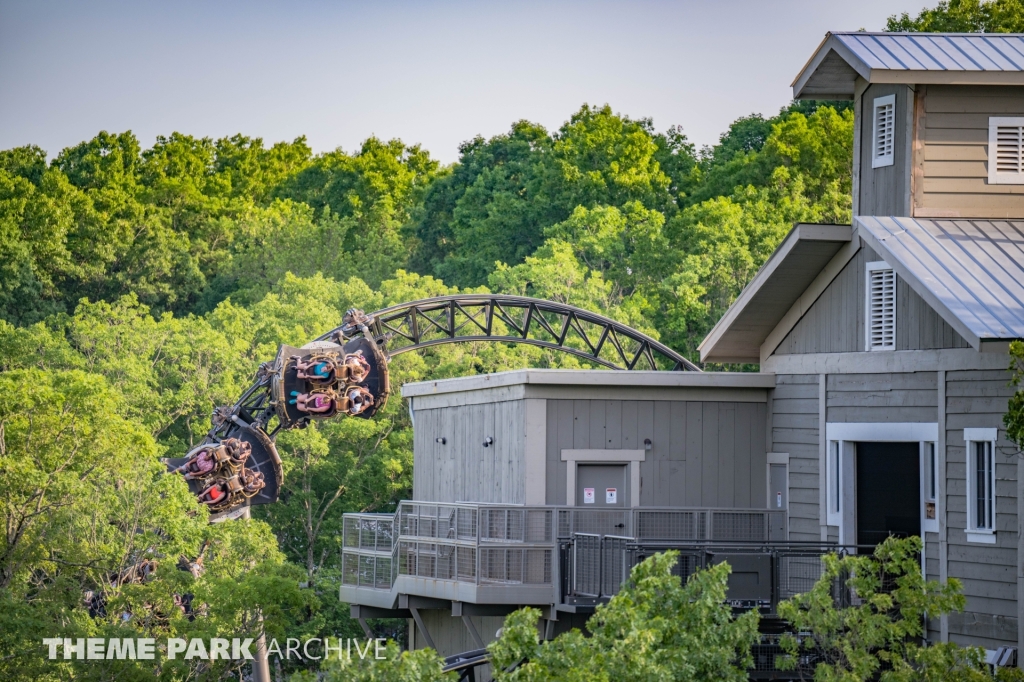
[824, 422, 938, 546]
[561, 449, 645, 507]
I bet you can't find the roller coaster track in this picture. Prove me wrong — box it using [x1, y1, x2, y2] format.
[321, 295, 700, 371]
[220, 295, 698, 438]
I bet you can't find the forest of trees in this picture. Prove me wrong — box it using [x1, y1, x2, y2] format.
[3, 0, 1024, 678]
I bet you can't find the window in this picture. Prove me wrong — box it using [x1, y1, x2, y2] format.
[922, 442, 938, 533]
[988, 117, 1024, 184]
[872, 94, 895, 168]
[965, 428, 997, 543]
[866, 261, 896, 351]
[826, 440, 841, 526]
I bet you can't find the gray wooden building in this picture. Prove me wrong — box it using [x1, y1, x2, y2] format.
[341, 31, 1024, 669]
[702, 32, 1024, 652]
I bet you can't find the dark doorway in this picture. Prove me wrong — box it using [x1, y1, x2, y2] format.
[855, 442, 920, 547]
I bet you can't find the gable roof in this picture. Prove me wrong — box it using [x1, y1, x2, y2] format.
[794, 32, 1024, 99]
[697, 224, 854, 363]
[698, 217, 1024, 364]
[856, 216, 1024, 346]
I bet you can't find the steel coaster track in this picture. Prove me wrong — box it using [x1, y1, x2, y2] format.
[320, 295, 700, 372]
[212, 295, 699, 441]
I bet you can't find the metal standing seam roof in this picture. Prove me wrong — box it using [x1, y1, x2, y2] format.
[855, 216, 1024, 344]
[793, 32, 1024, 98]
[832, 32, 1024, 72]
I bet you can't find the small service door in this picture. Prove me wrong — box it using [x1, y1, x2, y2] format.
[769, 463, 788, 510]
[577, 464, 627, 507]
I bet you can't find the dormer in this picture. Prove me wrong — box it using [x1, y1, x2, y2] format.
[794, 32, 1024, 219]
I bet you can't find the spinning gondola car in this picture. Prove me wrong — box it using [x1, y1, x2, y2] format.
[164, 425, 282, 513]
[168, 310, 390, 517]
[269, 335, 389, 429]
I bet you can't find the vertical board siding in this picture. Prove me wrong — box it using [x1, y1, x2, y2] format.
[416, 609, 504, 678]
[776, 244, 966, 355]
[944, 368, 1018, 648]
[917, 84, 1024, 219]
[896, 277, 969, 350]
[860, 84, 913, 216]
[413, 400, 526, 504]
[771, 375, 822, 541]
[545, 399, 768, 507]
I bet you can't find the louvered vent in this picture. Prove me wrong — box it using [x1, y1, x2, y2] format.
[867, 266, 895, 350]
[995, 126, 1024, 172]
[988, 118, 1024, 184]
[871, 95, 895, 168]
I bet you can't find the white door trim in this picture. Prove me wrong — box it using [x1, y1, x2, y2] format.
[561, 449, 645, 508]
[825, 422, 937, 442]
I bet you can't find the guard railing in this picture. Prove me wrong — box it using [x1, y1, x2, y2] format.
[341, 503, 787, 596]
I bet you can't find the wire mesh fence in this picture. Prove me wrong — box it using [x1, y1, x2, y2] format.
[340, 503, 793, 596]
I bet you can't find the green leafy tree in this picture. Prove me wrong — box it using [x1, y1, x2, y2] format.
[887, 0, 1024, 32]
[777, 536, 1020, 682]
[1006, 340, 1024, 450]
[488, 553, 758, 682]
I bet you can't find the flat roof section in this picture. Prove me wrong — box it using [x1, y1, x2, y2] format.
[402, 368, 775, 399]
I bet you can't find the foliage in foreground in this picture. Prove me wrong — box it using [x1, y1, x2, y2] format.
[487, 554, 758, 682]
[779, 536, 1023, 682]
[330, 538, 1024, 682]
[1005, 340, 1024, 451]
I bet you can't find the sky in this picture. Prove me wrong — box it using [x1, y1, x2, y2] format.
[0, 0, 928, 164]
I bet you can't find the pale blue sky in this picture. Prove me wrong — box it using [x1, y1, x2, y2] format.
[0, 0, 927, 163]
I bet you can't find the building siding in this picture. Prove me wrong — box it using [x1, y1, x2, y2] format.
[826, 372, 938, 424]
[545, 399, 767, 508]
[413, 400, 526, 504]
[775, 243, 967, 355]
[915, 84, 1024, 219]
[771, 374, 822, 541]
[860, 83, 913, 216]
[943, 368, 1018, 649]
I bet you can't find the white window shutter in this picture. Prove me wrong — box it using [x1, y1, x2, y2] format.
[871, 95, 895, 169]
[989, 117, 1024, 184]
[866, 262, 895, 351]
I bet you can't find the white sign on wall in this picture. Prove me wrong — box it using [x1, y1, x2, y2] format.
[606, 488, 617, 504]
[583, 488, 595, 504]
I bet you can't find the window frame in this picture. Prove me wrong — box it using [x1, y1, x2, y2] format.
[964, 428, 997, 544]
[826, 440, 841, 527]
[871, 94, 896, 169]
[921, 441, 938, 534]
[988, 116, 1024, 185]
[865, 261, 897, 352]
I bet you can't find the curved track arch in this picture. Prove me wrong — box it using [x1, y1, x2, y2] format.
[188, 295, 698, 518]
[319, 295, 700, 372]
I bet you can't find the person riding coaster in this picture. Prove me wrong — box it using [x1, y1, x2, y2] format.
[343, 385, 375, 415]
[175, 438, 251, 480]
[294, 355, 337, 384]
[240, 469, 265, 498]
[289, 389, 340, 416]
[294, 351, 371, 386]
[197, 474, 245, 511]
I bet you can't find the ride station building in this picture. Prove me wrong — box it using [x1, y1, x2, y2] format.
[340, 32, 1024, 676]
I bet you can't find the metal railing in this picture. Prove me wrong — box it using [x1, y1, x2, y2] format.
[341, 503, 788, 597]
[342, 502, 556, 591]
[556, 507, 785, 542]
[562, 536, 881, 614]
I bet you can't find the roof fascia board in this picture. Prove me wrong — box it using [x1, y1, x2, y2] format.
[760, 237, 862, 364]
[854, 76, 870, 101]
[871, 71, 1024, 86]
[792, 35, 873, 99]
[698, 224, 852, 363]
[402, 368, 776, 397]
[854, 222, 983, 349]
